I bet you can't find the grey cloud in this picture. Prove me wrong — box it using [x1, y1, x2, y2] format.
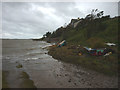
[2, 2, 118, 39]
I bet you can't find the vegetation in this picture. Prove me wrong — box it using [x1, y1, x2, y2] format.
[42, 9, 119, 76]
[48, 45, 118, 76]
[16, 64, 23, 68]
[43, 9, 119, 47]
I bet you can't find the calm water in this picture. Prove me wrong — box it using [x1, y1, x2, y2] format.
[2, 39, 118, 88]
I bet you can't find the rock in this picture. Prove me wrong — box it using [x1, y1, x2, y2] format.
[81, 79, 84, 81]
[68, 79, 71, 82]
[59, 75, 61, 76]
[89, 83, 91, 86]
[65, 74, 68, 76]
[16, 64, 23, 68]
[74, 83, 77, 85]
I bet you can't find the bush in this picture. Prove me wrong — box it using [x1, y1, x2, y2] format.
[86, 37, 105, 48]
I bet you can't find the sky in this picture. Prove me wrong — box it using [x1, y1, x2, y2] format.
[1, 2, 119, 39]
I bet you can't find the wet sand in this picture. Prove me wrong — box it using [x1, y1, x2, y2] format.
[2, 39, 118, 88]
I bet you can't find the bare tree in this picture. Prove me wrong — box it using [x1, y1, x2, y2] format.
[85, 9, 104, 20]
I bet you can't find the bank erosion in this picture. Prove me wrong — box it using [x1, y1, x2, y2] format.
[40, 9, 119, 76]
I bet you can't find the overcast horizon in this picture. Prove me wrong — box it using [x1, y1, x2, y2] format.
[1, 2, 119, 39]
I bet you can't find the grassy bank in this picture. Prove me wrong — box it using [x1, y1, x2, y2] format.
[42, 11, 119, 76]
[48, 45, 118, 76]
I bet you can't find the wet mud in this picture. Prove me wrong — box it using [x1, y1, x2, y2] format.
[2, 40, 118, 88]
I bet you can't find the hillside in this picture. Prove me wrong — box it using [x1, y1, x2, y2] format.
[41, 10, 119, 75]
[42, 11, 119, 49]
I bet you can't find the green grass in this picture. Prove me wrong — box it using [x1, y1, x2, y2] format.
[48, 45, 118, 76]
[44, 16, 119, 76]
[57, 17, 118, 47]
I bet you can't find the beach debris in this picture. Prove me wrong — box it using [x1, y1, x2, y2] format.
[104, 52, 112, 56]
[84, 47, 93, 51]
[84, 47, 114, 56]
[57, 40, 66, 47]
[78, 52, 82, 56]
[105, 42, 116, 46]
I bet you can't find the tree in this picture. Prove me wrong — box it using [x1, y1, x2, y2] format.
[43, 34, 46, 38]
[85, 9, 104, 20]
[43, 32, 51, 38]
[97, 11, 104, 18]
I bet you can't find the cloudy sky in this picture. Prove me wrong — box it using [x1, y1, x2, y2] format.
[2, 2, 119, 39]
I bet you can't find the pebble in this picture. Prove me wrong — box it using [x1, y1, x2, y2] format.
[74, 83, 77, 85]
[89, 83, 91, 86]
[65, 74, 68, 76]
[68, 79, 71, 82]
[59, 74, 61, 76]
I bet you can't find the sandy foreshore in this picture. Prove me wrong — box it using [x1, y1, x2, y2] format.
[2, 40, 118, 88]
[2, 60, 118, 88]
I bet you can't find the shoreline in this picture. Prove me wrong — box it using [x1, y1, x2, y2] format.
[2, 40, 118, 88]
[48, 44, 118, 76]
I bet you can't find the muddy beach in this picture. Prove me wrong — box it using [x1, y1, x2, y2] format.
[2, 39, 118, 88]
